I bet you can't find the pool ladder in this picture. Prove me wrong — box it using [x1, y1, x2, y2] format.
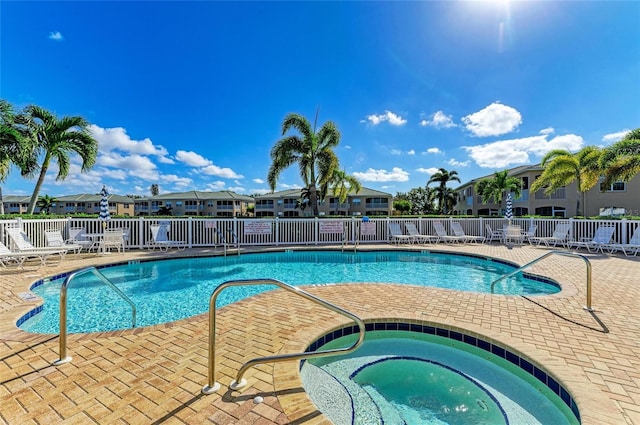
[53, 267, 137, 365]
[490, 250, 593, 311]
[202, 278, 365, 394]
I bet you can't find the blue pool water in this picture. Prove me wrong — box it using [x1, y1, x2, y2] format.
[20, 250, 560, 334]
[302, 330, 580, 425]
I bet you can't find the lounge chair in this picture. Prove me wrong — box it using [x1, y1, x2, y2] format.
[451, 222, 485, 243]
[483, 224, 503, 244]
[0, 241, 60, 268]
[404, 223, 439, 244]
[528, 223, 571, 248]
[605, 226, 640, 257]
[570, 226, 616, 253]
[432, 221, 466, 244]
[521, 224, 538, 242]
[150, 224, 186, 251]
[68, 227, 96, 252]
[45, 230, 83, 255]
[388, 222, 414, 244]
[6, 227, 69, 260]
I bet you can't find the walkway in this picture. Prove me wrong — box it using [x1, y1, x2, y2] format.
[0, 244, 638, 424]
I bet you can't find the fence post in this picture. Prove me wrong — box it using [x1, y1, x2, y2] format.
[233, 217, 239, 247]
[188, 217, 193, 248]
[139, 216, 145, 249]
[569, 217, 575, 242]
[621, 218, 628, 244]
[275, 217, 279, 246]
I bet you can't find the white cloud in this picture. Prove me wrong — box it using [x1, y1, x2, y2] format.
[540, 127, 555, 135]
[462, 102, 522, 137]
[425, 147, 443, 154]
[227, 186, 245, 193]
[416, 167, 440, 175]
[463, 133, 584, 168]
[420, 111, 456, 129]
[206, 181, 226, 190]
[366, 110, 407, 126]
[251, 188, 272, 195]
[602, 129, 631, 144]
[279, 183, 303, 189]
[407, 149, 415, 155]
[98, 152, 158, 172]
[89, 125, 171, 160]
[201, 164, 243, 179]
[49, 31, 63, 41]
[343, 145, 352, 150]
[353, 167, 409, 182]
[447, 158, 470, 167]
[253, 178, 265, 184]
[390, 149, 402, 156]
[162, 174, 193, 188]
[175, 150, 211, 167]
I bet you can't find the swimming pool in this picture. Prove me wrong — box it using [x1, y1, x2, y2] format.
[301, 326, 580, 424]
[19, 250, 560, 334]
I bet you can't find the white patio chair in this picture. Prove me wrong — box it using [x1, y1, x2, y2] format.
[432, 221, 465, 244]
[404, 223, 439, 244]
[0, 240, 59, 268]
[5, 227, 69, 261]
[528, 223, 571, 248]
[149, 224, 187, 251]
[605, 226, 640, 257]
[45, 230, 83, 255]
[451, 222, 485, 244]
[570, 226, 616, 253]
[100, 229, 125, 254]
[68, 227, 96, 252]
[503, 225, 525, 246]
[388, 222, 413, 245]
[484, 224, 504, 244]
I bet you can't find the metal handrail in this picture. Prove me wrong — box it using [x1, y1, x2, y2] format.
[53, 267, 137, 365]
[490, 251, 593, 311]
[202, 278, 365, 394]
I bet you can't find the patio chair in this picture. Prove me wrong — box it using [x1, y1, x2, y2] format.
[432, 221, 466, 244]
[149, 224, 187, 251]
[99, 229, 126, 254]
[0, 241, 60, 269]
[503, 225, 525, 246]
[521, 224, 538, 242]
[68, 227, 96, 252]
[528, 223, 571, 248]
[5, 227, 69, 260]
[45, 230, 83, 255]
[570, 226, 616, 253]
[388, 222, 413, 244]
[404, 222, 439, 244]
[483, 224, 503, 244]
[451, 222, 485, 243]
[605, 226, 640, 257]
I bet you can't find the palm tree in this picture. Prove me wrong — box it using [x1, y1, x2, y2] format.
[0, 100, 38, 215]
[427, 168, 460, 214]
[474, 170, 522, 215]
[530, 146, 601, 217]
[22, 105, 98, 214]
[36, 194, 57, 214]
[322, 168, 362, 214]
[268, 112, 340, 216]
[600, 129, 640, 186]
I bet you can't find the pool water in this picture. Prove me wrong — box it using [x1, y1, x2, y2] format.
[21, 250, 559, 334]
[301, 330, 579, 425]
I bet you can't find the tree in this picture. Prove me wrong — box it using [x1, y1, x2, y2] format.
[36, 194, 57, 214]
[600, 129, 640, 186]
[150, 184, 159, 196]
[0, 99, 38, 215]
[530, 146, 601, 217]
[156, 206, 173, 216]
[474, 170, 522, 214]
[393, 199, 411, 215]
[22, 105, 98, 214]
[268, 111, 340, 216]
[427, 168, 460, 214]
[408, 187, 437, 215]
[322, 168, 362, 214]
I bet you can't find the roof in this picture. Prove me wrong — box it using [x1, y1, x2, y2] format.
[143, 190, 254, 202]
[254, 186, 392, 199]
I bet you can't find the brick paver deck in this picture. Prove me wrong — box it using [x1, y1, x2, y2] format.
[1, 244, 638, 424]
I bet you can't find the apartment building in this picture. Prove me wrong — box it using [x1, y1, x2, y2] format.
[453, 165, 640, 217]
[133, 191, 254, 217]
[253, 187, 393, 217]
[1, 193, 135, 216]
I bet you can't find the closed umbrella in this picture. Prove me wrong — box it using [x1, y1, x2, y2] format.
[505, 192, 513, 222]
[99, 185, 111, 229]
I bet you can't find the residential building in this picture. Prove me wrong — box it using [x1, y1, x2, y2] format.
[453, 165, 640, 217]
[1, 193, 135, 216]
[253, 187, 393, 217]
[133, 191, 254, 217]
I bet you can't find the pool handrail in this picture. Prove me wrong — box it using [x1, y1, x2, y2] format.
[202, 278, 366, 394]
[53, 266, 137, 365]
[490, 250, 593, 311]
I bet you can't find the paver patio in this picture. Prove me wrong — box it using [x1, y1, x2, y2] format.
[1, 243, 638, 424]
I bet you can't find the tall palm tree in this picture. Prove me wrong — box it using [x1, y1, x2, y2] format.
[268, 112, 340, 216]
[322, 168, 362, 214]
[22, 105, 98, 214]
[530, 146, 601, 217]
[600, 129, 640, 186]
[474, 170, 521, 214]
[427, 168, 460, 214]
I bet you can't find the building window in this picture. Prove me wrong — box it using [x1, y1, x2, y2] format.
[352, 198, 361, 205]
[521, 177, 529, 190]
[600, 181, 626, 192]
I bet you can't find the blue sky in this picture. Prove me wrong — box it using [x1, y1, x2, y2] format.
[2, 1, 638, 198]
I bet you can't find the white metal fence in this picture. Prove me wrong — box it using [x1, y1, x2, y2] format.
[1, 216, 639, 250]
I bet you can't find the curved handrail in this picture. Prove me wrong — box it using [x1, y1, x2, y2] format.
[490, 250, 593, 311]
[202, 278, 365, 394]
[54, 267, 137, 365]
